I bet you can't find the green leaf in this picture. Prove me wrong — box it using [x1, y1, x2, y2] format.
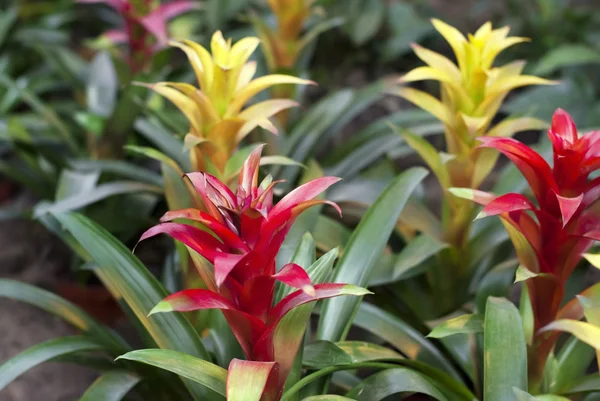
[380, 2, 432, 61]
[313, 215, 351, 252]
[0, 72, 77, 152]
[317, 167, 428, 342]
[344, 0, 385, 45]
[351, 303, 462, 381]
[125, 145, 193, 210]
[0, 279, 127, 351]
[484, 297, 528, 401]
[55, 169, 100, 201]
[301, 396, 354, 401]
[69, 159, 163, 187]
[87, 52, 118, 117]
[563, 375, 600, 394]
[223, 144, 262, 180]
[34, 181, 161, 217]
[276, 160, 325, 270]
[391, 124, 450, 189]
[117, 349, 227, 396]
[274, 233, 316, 304]
[260, 155, 305, 169]
[533, 45, 600, 76]
[475, 259, 519, 314]
[303, 341, 402, 369]
[280, 90, 355, 184]
[226, 359, 277, 401]
[0, 8, 18, 47]
[513, 387, 570, 400]
[134, 118, 190, 171]
[539, 319, 600, 350]
[79, 371, 140, 401]
[370, 233, 448, 286]
[428, 314, 484, 339]
[298, 17, 345, 51]
[552, 337, 595, 393]
[345, 368, 448, 400]
[0, 336, 105, 391]
[50, 212, 217, 400]
[515, 265, 541, 283]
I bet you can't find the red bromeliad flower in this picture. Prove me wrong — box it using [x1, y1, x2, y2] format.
[453, 108, 600, 378]
[139, 146, 369, 400]
[78, 0, 195, 73]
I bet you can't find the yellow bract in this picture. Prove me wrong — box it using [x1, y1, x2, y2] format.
[390, 19, 555, 188]
[260, 0, 314, 70]
[267, 0, 313, 41]
[146, 31, 311, 172]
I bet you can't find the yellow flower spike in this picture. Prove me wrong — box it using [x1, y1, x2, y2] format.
[391, 19, 555, 186]
[146, 31, 312, 173]
[389, 19, 556, 253]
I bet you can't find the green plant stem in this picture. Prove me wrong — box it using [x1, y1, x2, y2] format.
[280, 362, 398, 401]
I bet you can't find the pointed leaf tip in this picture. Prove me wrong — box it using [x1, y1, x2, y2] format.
[514, 265, 538, 283]
[342, 285, 372, 296]
[448, 187, 475, 200]
[148, 301, 174, 316]
[302, 285, 316, 297]
[474, 211, 487, 220]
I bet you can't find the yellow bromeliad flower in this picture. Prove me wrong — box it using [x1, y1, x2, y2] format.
[390, 19, 556, 189]
[262, 0, 314, 70]
[144, 31, 312, 173]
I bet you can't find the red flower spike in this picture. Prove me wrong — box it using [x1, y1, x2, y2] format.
[140, 147, 368, 400]
[464, 108, 600, 380]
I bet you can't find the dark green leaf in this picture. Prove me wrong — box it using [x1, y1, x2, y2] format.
[118, 349, 227, 396]
[0, 279, 127, 351]
[484, 297, 528, 401]
[317, 167, 428, 342]
[532, 45, 600, 76]
[35, 181, 161, 217]
[0, 336, 105, 391]
[87, 52, 118, 117]
[69, 159, 163, 187]
[51, 212, 217, 400]
[345, 368, 448, 400]
[79, 371, 140, 401]
[351, 303, 462, 381]
[428, 314, 484, 339]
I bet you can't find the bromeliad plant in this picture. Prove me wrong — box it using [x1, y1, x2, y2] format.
[434, 109, 600, 396]
[137, 146, 370, 400]
[387, 19, 555, 315]
[78, 0, 197, 74]
[3, 148, 471, 401]
[140, 30, 311, 177]
[256, 0, 313, 73]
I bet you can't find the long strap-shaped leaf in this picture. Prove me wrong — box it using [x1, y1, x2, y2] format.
[118, 349, 227, 396]
[345, 367, 449, 401]
[0, 336, 104, 391]
[302, 340, 474, 400]
[350, 303, 462, 381]
[0, 279, 128, 352]
[78, 371, 141, 401]
[484, 297, 527, 401]
[317, 167, 428, 342]
[50, 212, 219, 401]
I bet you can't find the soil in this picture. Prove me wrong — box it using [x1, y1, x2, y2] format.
[0, 195, 98, 401]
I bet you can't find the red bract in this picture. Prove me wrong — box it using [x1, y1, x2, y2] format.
[78, 0, 195, 72]
[457, 109, 600, 377]
[140, 146, 369, 400]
